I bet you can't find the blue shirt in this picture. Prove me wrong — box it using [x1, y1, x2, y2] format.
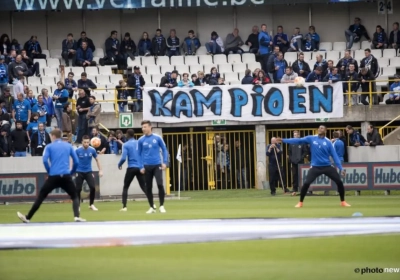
[42, 95, 54, 115]
[42, 139, 79, 175]
[389, 82, 400, 99]
[283, 135, 343, 171]
[333, 139, 345, 162]
[118, 139, 143, 169]
[75, 146, 97, 172]
[26, 121, 38, 136]
[53, 89, 69, 108]
[32, 102, 48, 124]
[258, 31, 271, 55]
[138, 134, 168, 166]
[13, 99, 31, 121]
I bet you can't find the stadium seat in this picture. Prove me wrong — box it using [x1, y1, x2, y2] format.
[238, 72, 245, 81]
[333, 42, 346, 51]
[41, 77, 56, 85]
[378, 58, 389, 67]
[94, 48, 104, 58]
[224, 72, 239, 83]
[383, 67, 397, 76]
[219, 64, 233, 73]
[161, 65, 174, 74]
[142, 74, 152, 83]
[101, 103, 115, 113]
[127, 57, 135, 68]
[247, 62, 261, 70]
[383, 49, 396, 58]
[97, 75, 111, 83]
[146, 65, 161, 75]
[105, 84, 115, 91]
[141, 56, 156, 66]
[103, 93, 115, 101]
[233, 63, 246, 73]
[145, 83, 157, 88]
[85, 67, 99, 76]
[229, 80, 241, 85]
[36, 85, 49, 95]
[34, 59, 47, 69]
[185, 56, 199, 65]
[213, 54, 227, 64]
[43, 67, 58, 77]
[50, 49, 62, 58]
[156, 56, 170, 66]
[354, 50, 365, 61]
[47, 58, 60, 68]
[199, 55, 213, 65]
[319, 42, 332, 51]
[326, 51, 340, 61]
[42, 49, 50, 58]
[390, 57, 400, 66]
[303, 52, 312, 61]
[284, 52, 297, 64]
[110, 74, 123, 84]
[228, 54, 242, 64]
[152, 74, 164, 84]
[98, 66, 113, 75]
[28, 76, 41, 86]
[196, 46, 207, 55]
[70, 67, 84, 75]
[371, 49, 382, 58]
[242, 53, 256, 63]
[93, 57, 100, 65]
[350, 42, 361, 50]
[380, 92, 390, 104]
[96, 84, 108, 91]
[175, 65, 189, 74]
[171, 56, 184, 66]
[361, 41, 370, 49]
[189, 64, 203, 74]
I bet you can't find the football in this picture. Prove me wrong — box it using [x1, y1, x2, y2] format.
[90, 137, 101, 148]
[294, 76, 305, 87]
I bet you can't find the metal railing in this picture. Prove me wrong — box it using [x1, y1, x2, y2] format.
[379, 115, 400, 139]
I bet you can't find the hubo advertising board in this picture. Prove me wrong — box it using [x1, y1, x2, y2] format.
[299, 162, 400, 191]
[0, 172, 100, 202]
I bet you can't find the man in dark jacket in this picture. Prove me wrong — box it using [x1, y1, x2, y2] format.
[78, 72, 97, 97]
[61, 33, 78, 67]
[0, 127, 12, 157]
[305, 66, 323, 83]
[21, 50, 41, 77]
[160, 71, 178, 88]
[371, 25, 387, 49]
[292, 52, 311, 78]
[288, 131, 308, 195]
[105, 30, 125, 70]
[365, 125, 383, 146]
[77, 31, 96, 52]
[127, 66, 146, 112]
[345, 125, 366, 147]
[11, 121, 29, 157]
[360, 48, 380, 78]
[120, 32, 137, 61]
[245, 25, 259, 54]
[152, 29, 167, 57]
[8, 55, 29, 81]
[0, 107, 11, 133]
[0, 87, 14, 113]
[24, 36, 46, 59]
[267, 46, 280, 82]
[266, 137, 288, 195]
[90, 126, 109, 154]
[336, 50, 358, 77]
[345, 17, 371, 49]
[389, 22, 400, 51]
[166, 29, 180, 57]
[338, 130, 349, 162]
[76, 42, 96, 67]
[343, 63, 359, 106]
[234, 140, 249, 189]
[241, 69, 253, 84]
[30, 122, 50, 156]
[358, 68, 377, 105]
[313, 54, 328, 77]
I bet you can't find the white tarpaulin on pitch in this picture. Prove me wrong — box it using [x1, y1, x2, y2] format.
[143, 83, 343, 123]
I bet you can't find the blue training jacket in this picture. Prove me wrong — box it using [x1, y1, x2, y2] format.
[137, 134, 168, 166]
[283, 135, 343, 171]
[118, 138, 143, 169]
[333, 139, 345, 162]
[43, 139, 79, 175]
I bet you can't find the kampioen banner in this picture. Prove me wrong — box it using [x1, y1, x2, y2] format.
[143, 83, 343, 123]
[299, 162, 400, 191]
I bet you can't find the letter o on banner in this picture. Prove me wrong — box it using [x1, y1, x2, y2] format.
[264, 88, 284, 116]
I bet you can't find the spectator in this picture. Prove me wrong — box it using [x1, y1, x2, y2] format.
[224, 28, 244, 55]
[10, 39, 21, 54]
[216, 143, 230, 188]
[120, 32, 136, 61]
[127, 66, 145, 112]
[116, 80, 129, 113]
[87, 96, 101, 130]
[267, 46, 280, 82]
[91, 126, 108, 154]
[0, 127, 12, 157]
[11, 121, 29, 157]
[21, 49, 41, 77]
[8, 54, 29, 81]
[371, 25, 387, 50]
[358, 67, 377, 105]
[331, 131, 345, 164]
[306, 66, 323, 83]
[206, 67, 220, 85]
[26, 90, 37, 108]
[306, 26, 320, 51]
[0, 34, 11, 56]
[273, 26, 289, 53]
[273, 52, 287, 83]
[78, 72, 97, 97]
[12, 76, 24, 99]
[241, 69, 253, 84]
[24, 86, 30, 97]
[288, 130, 308, 195]
[182, 30, 201, 56]
[266, 137, 288, 195]
[386, 74, 400, 104]
[5, 49, 16, 65]
[245, 26, 259, 54]
[53, 81, 69, 132]
[336, 50, 358, 77]
[252, 70, 271, 85]
[360, 48, 380, 78]
[30, 122, 50, 156]
[326, 60, 335, 74]
[281, 66, 298, 83]
[205, 31, 224, 55]
[26, 112, 40, 141]
[24, 36, 46, 59]
[76, 41, 96, 67]
[152, 29, 167, 57]
[115, 130, 126, 154]
[194, 71, 206, 86]
[292, 52, 311, 79]
[259, 24, 272, 72]
[253, 68, 260, 78]
[41, 88, 54, 127]
[343, 63, 359, 106]
[75, 89, 90, 144]
[0, 55, 8, 96]
[288, 27, 303, 52]
[105, 31, 124, 70]
[137, 32, 152, 56]
[0, 105, 11, 133]
[0, 87, 14, 114]
[345, 125, 366, 147]
[32, 94, 48, 124]
[218, 77, 225, 85]
[389, 22, 400, 52]
[323, 67, 341, 83]
[313, 54, 328, 77]
[108, 130, 118, 154]
[61, 33, 78, 67]
[365, 125, 383, 146]
[77, 31, 96, 52]
[345, 17, 371, 49]
[12, 93, 31, 130]
[337, 130, 349, 162]
[166, 29, 180, 57]
[160, 70, 179, 88]
[178, 73, 194, 87]
[64, 72, 78, 98]
[191, 74, 198, 84]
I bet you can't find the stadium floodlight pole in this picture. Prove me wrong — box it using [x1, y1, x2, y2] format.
[273, 147, 285, 193]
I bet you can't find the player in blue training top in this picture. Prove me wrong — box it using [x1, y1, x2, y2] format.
[75, 135, 103, 211]
[17, 129, 86, 223]
[137, 120, 169, 214]
[277, 125, 351, 208]
[118, 129, 151, 211]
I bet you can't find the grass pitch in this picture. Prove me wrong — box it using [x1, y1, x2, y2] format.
[0, 190, 399, 280]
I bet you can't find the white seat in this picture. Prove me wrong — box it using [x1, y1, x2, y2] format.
[96, 75, 110, 83]
[104, 84, 115, 92]
[28, 76, 41, 86]
[156, 56, 170, 66]
[326, 51, 341, 61]
[238, 72, 245, 80]
[152, 74, 164, 84]
[50, 49, 62, 59]
[34, 59, 47, 69]
[380, 92, 390, 104]
[242, 53, 256, 63]
[94, 48, 104, 58]
[96, 84, 108, 91]
[175, 65, 189, 74]
[103, 93, 115, 101]
[141, 56, 156, 66]
[41, 77, 55, 85]
[98, 66, 113, 75]
[333, 42, 346, 51]
[229, 81, 241, 85]
[371, 49, 382, 58]
[161, 65, 174, 74]
[361, 41, 370, 49]
[171, 56, 185, 66]
[101, 102, 115, 113]
[42, 49, 50, 58]
[47, 58, 60, 68]
[70, 67, 85, 75]
[145, 83, 157, 88]
[383, 67, 397, 76]
[43, 67, 58, 77]
[85, 67, 99, 76]
[319, 42, 332, 51]
[228, 54, 242, 64]
[233, 63, 246, 73]
[93, 57, 100, 65]
[199, 55, 213, 65]
[247, 62, 262, 70]
[219, 64, 233, 73]
[383, 49, 396, 58]
[350, 42, 361, 50]
[204, 64, 217, 73]
[213, 54, 227, 64]
[36, 85, 49, 96]
[189, 64, 204, 74]
[142, 74, 152, 83]
[110, 74, 123, 84]
[224, 72, 239, 82]
[146, 65, 161, 75]
[127, 57, 136, 68]
[185, 56, 199, 65]
[354, 50, 365, 61]
[378, 58, 390, 67]
[303, 52, 312, 61]
[240, 45, 250, 52]
[284, 52, 298, 64]
[196, 46, 207, 55]
[390, 57, 400, 66]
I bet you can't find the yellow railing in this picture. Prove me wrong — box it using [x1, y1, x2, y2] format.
[379, 115, 400, 139]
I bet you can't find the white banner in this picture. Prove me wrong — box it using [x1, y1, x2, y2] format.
[143, 83, 344, 123]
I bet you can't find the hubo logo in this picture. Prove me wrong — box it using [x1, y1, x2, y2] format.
[373, 166, 400, 186]
[0, 178, 36, 197]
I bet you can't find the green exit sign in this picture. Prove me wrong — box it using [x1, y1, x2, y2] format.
[212, 120, 226, 126]
[315, 118, 329, 122]
[119, 113, 134, 128]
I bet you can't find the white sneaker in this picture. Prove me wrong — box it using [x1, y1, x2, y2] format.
[120, 207, 127, 212]
[146, 207, 156, 214]
[17, 212, 29, 223]
[159, 206, 166, 213]
[74, 217, 86, 222]
[89, 205, 98, 211]
[153, 204, 157, 209]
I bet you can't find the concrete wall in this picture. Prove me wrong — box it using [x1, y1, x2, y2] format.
[348, 146, 400, 163]
[383, 126, 400, 145]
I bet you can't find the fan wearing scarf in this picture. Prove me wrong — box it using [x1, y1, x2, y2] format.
[127, 66, 146, 112]
[116, 80, 129, 113]
[371, 25, 387, 49]
[160, 71, 178, 88]
[23, 36, 46, 59]
[167, 29, 180, 57]
[152, 29, 167, 57]
[86, 96, 101, 130]
[30, 122, 50, 156]
[360, 48, 380, 78]
[32, 95, 48, 124]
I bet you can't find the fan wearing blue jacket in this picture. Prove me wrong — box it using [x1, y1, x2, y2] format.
[61, 33, 78, 67]
[278, 125, 351, 208]
[53, 81, 69, 132]
[76, 41, 95, 67]
[138, 120, 169, 214]
[182, 30, 201, 55]
[178, 73, 194, 87]
[306, 26, 320, 51]
[0, 55, 8, 96]
[166, 29, 180, 57]
[332, 132, 345, 163]
[258, 24, 272, 72]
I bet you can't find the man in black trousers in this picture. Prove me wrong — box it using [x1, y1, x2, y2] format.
[266, 137, 289, 195]
[288, 130, 309, 195]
